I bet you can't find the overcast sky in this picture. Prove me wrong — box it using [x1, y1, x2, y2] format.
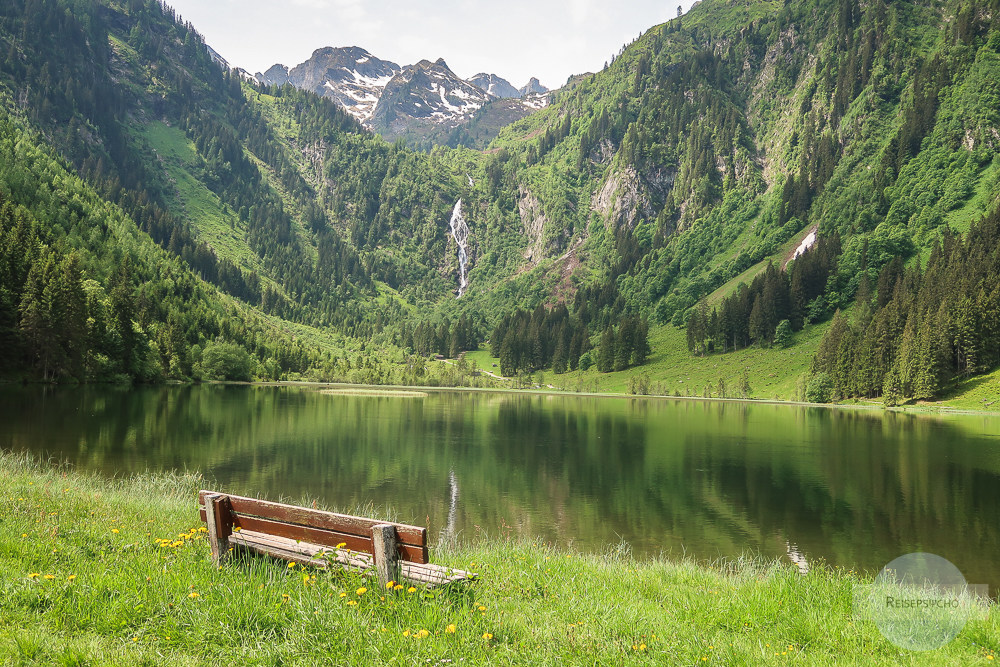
[164, 0, 699, 90]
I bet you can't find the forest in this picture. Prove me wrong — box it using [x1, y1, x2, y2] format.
[812, 209, 1000, 405]
[0, 0, 999, 403]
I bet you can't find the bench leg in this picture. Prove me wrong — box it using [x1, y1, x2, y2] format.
[204, 493, 233, 565]
[371, 524, 401, 586]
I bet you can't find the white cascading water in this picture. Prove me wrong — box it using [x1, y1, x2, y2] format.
[448, 199, 470, 297]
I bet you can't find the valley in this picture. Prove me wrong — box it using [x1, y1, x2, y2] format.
[0, 0, 997, 409]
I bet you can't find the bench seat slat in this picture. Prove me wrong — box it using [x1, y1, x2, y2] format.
[229, 530, 476, 587]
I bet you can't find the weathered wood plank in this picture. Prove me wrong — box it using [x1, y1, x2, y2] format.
[233, 514, 373, 552]
[231, 530, 376, 570]
[229, 514, 427, 563]
[203, 493, 232, 565]
[371, 524, 400, 586]
[228, 530, 476, 586]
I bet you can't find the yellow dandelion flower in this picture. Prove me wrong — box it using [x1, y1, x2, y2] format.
[394, 584, 404, 591]
[339, 592, 347, 598]
[639, 643, 647, 651]
[407, 586, 416, 593]
[67, 575, 76, 582]
[20, 533, 26, 538]
[43, 574, 55, 580]
[28, 573, 39, 579]
[385, 580, 396, 589]
[199, 526, 207, 532]
[302, 574, 310, 585]
[336, 542, 347, 549]
[356, 587, 367, 596]
[188, 592, 199, 598]
[446, 624, 457, 634]
[287, 562, 297, 569]
[111, 528, 119, 534]
[482, 633, 493, 640]
[403, 630, 411, 637]
[478, 605, 486, 612]
[416, 629, 429, 638]
[346, 600, 357, 606]
[281, 593, 290, 601]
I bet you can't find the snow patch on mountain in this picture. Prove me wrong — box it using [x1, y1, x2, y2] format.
[257, 46, 550, 139]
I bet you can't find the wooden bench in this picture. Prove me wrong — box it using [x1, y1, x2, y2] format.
[198, 490, 476, 587]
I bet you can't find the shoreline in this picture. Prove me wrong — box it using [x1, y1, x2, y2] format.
[5, 377, 999, 417]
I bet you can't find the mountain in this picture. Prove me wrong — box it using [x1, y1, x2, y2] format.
[518, 77, 548, 96]
[257, 47, 549, 146]
[1, 0, 999, 401]
[469, 73, 520, 98]
[367, 57, 493, 138]
[257, 46, 401, 124]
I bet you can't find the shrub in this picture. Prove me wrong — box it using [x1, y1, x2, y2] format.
[806, 372, 834, 403]
[199, 341, 252, 382]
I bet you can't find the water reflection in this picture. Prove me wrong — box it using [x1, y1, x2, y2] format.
[1, 385, 999, 591]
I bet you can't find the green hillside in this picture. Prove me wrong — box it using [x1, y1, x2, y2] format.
[0, 0, 998, 402]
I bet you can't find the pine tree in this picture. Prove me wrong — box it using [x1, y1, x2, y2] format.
[597, 327, 616, 373]
[749, 297, 767, 346]
[552, 336, 567, 374]
[615, 318, 635, 371]
[632, 317, 650, 366]
[58, 253, 88, 377]
[882, 363, 903, 407]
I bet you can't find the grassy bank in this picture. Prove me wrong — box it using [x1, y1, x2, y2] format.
[2, 453, 997, 665]
[460, 319, 1000, 414]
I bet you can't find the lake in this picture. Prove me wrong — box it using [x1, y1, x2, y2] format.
[3, 384, 999, 591]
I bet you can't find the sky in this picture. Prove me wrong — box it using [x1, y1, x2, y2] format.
[164, 0, 699, 90]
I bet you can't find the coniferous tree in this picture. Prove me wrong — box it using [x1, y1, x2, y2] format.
[615, 318, 635, 371]
[597, 328, 616, 373]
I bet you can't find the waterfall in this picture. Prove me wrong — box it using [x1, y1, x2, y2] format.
[448, 199, 470, 297]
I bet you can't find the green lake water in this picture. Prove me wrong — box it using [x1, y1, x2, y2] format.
[3, 384, 999, 591]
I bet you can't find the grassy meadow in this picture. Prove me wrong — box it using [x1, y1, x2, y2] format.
[2, 451, 997, 665]
[462, 320, 829, 400]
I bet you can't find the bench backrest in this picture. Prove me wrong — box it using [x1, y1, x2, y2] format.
[197, 490, 429, 564]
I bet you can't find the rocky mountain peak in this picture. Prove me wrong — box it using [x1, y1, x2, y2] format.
[519, 77, 548, 96]
[469, 73, 520, 99]
[255, 46, 550, 144]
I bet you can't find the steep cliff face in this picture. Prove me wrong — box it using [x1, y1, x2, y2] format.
[592, 166, 677, 232]
[469, 73, 520, 98]
[368, 58, 494, 137]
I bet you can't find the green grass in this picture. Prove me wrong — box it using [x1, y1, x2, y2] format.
[141, 121, 265, 273]
[1, 452, 997, 665]
[945, 155, 1000, 237]
[465, 321, 829, 399]
[705, 223, 818, 306]
[933, 366, 1000, 412]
